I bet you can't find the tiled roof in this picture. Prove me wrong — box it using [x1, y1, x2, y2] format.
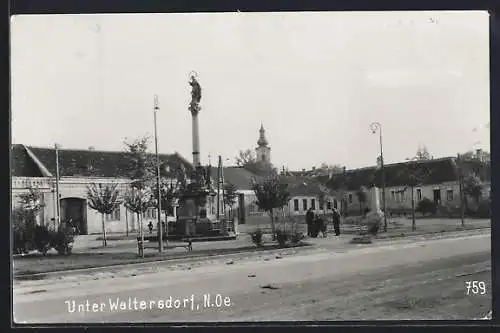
[10, 145, 44, 177]
[11, 144, 193, 178]
[210, 166, 262, 191]
[280, 175, 331, 197]
[321, 157, 461, 191]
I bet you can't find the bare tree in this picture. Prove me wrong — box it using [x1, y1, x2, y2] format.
[235, 149, 257, 167]
[87, 183, 122, 246]
[251, 174, 290, 240]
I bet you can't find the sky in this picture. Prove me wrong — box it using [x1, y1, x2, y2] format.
[10, 11, 490, 171]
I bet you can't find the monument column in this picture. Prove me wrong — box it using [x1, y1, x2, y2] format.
[188, 71, 202, 167]
[192, 113, 200, 167]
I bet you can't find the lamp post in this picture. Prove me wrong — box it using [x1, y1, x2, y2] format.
[54, 143, 61, 229]
[153, 95, 164, 252]
[370, 122, 387, 232]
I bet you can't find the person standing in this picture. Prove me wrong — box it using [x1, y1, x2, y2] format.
[332, 208, 341, 236]
[306, 208, 314, 236]
[318, 215, 327, 237]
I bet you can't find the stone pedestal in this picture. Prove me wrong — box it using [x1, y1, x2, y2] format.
[369, 186, 382, 213]
[176, 196, 197, 236]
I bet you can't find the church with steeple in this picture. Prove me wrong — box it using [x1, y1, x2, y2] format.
[255, 124, 271, 165]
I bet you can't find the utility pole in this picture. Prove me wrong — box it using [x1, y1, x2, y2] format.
[217, 155, 221, 220]
[55, 143, 61, 229]
[154, 95, 163, 252]
[457, 153, 465, 228]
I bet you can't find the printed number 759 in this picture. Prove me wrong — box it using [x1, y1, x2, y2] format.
[465, 281, 487, 295]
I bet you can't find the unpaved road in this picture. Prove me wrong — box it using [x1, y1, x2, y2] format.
[13, 233, 491, 323]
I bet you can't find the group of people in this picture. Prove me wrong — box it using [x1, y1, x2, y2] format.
[305, 207, 341, 238]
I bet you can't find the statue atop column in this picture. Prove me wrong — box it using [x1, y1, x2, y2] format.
[189, 72, 202, 116]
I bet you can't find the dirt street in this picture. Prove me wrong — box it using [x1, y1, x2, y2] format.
[13, 233, 491, 323]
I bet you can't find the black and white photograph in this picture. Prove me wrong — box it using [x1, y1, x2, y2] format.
[10, 10, 492, 323]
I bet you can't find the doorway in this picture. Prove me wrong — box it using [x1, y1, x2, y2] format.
[433, 189, 441, 206]
[238, 193, 246, 224]
[60, 198, 88, 235]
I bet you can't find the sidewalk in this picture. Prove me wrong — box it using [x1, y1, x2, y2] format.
[14, 226, 490, 279]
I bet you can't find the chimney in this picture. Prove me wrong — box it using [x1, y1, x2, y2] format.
[312, 166, 316, 171]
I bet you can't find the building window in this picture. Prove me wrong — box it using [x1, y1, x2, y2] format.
[446, 189, 453, 201]
[416, 188, 422, 201]
[302, 199, 308, 211]
[348, 194, 353, 203]
[142, 208, 157, 219]
[391, 190, 395, 201]
[319, 201, 324, 210]
[327, 201, 332, 210]
[400, 191, 406, 203]
[333, 200, 337, 209]
[106, 206, 121, 221]
[311, 199, 316, 210]
[294, 199, 299, 211]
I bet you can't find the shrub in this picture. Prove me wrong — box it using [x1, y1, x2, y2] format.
[290, 231, 304, 245]
[416, 198, 436, 216]
[250, 229, 263, 247]
[50, 227, 75, 255]
[33, 225, 52, 255]
[12, 207, 34, 254]
[275, 229, 289, 247]
[361, 211, 383, 236]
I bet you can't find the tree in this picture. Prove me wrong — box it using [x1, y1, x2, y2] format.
[18, 186, 44, 228]
[13, 187, 45, 253]
[317, 163, 344, 176]
[123, 136, 155, 190]
[415, 146, 432, 160]
[318, 184, 331, 216]
[223, 182, 238, 219]
[460, 150, 490, 163]
[251, 174, 290, 240]
[327, 166, 350, 217]
[235, 149, 257, 167]
[355, 186, 369, 216]
[235, 148, 275, 176]
[87, 183, 122, 246]
[456, 151, 489, 224]
[151, 179, 179, 233]
[124, 186, 155, 256]
[397, 161, 431, 231]
[463, 173, 483, 209]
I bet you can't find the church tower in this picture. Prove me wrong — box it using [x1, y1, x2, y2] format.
[255, 123, 271, 164]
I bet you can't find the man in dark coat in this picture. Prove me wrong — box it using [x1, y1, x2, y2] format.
[332, 208, 341, 236]
[317, 215, 327, 237]
[305, 208, 315, 236]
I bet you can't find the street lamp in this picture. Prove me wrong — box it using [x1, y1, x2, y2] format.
[54, 143, 61, 229]
[370, 122, 387, 232]
[153, 94, 164, 252]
